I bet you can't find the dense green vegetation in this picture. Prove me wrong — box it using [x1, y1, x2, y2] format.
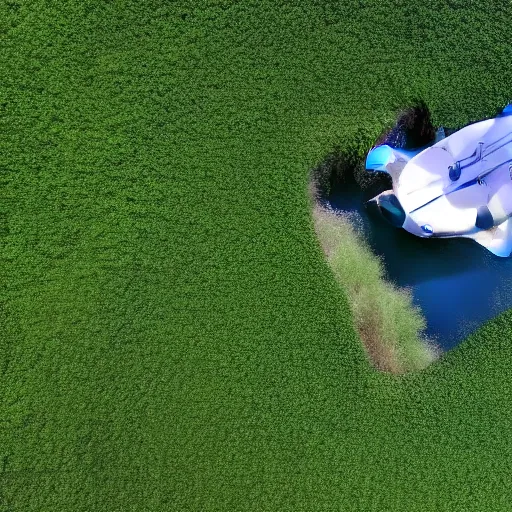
[3, 0, 512, 509]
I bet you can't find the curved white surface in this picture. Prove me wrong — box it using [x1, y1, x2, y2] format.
[370, 109, 512, 256]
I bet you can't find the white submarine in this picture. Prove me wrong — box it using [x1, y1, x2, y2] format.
[366, 104, 512, 257]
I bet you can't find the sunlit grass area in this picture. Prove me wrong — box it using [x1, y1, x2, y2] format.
[4, 0, 512, 510]
[312, 205, 438, 373]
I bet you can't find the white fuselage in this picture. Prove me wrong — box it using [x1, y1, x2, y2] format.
[391, 115, 512, 255]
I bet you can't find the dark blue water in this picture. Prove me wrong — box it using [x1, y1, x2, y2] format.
[328, 183, 512, 350]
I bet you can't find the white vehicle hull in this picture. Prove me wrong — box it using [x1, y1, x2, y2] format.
[366, 107, 512, 257]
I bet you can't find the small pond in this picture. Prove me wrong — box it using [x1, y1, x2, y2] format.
[327, 182, 512, 350]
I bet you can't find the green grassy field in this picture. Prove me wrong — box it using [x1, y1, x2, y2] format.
[3, 1, 512, 509]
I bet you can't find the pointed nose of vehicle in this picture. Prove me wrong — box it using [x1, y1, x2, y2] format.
[367, 192, 406, 228]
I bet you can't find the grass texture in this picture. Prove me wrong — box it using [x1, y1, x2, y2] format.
[312, 205, 438, 373]
[3, 0, 512, 510]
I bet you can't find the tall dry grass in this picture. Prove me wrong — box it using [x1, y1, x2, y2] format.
[312, 204, 439, 373]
